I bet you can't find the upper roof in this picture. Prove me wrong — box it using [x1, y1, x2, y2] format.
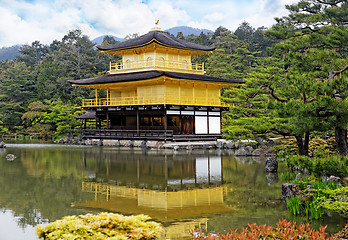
[68, 70, 243, 86]
[97, 30, 215, 53]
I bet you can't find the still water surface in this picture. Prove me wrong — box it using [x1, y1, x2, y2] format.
[0, 144, 345, 239]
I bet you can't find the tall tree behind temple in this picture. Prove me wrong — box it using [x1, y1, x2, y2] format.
[234, 22, 254, 45]
[222, 57, 291, 147]
[0, 61, 35, 131]
[35, 30, 105, 104]
[234, 22, 278, 55]
[186, 32, 213, 64]
[98, 36, 122, 74]
[205, 31, 259, 80]
[53, 30, 97, 80]
[266, 0, 348, 155]
[16, 41, 49, 68]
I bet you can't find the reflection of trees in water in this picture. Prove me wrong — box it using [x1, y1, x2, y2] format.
[0, 146, 96, 229]
[0, 146, 292, 233]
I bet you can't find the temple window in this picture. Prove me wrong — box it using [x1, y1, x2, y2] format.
[158, 57, 165, 67]
[146, 57, 153, 66]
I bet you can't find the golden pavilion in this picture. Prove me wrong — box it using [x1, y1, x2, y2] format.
[69, 26, 242, 141]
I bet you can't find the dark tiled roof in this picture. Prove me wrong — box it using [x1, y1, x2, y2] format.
[97, 30, 215, 52]
[68, 70, 243, 85]
[76, 111, 96, 119]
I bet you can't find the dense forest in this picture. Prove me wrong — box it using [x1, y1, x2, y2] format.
[0, 0, 347, 156]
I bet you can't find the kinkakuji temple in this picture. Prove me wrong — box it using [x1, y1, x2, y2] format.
[69, 26, 243, 141]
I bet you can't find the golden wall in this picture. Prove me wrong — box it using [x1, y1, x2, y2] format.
[107, 81, 221, 106]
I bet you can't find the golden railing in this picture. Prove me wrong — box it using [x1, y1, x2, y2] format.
[82, 95, 228, 107]
[109, 58, 204, 75]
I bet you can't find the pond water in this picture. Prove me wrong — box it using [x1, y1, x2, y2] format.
[0, 143, 345, 239]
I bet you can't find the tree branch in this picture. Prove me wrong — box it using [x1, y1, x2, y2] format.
[316, 0, 343, 7]
[270, 128, 292, 136]
[329, 65, 348, 80]
[302, 92, 316, 103]
[318, 111, 335, 117]
[268, 85, 288, 102]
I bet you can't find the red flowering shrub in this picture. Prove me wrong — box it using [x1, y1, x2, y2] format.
[191, 219, 336, 240]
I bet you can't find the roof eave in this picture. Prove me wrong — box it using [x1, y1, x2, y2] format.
[97, 39, 215, 55]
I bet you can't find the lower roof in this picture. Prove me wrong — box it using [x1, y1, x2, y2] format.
[68, 70, 243, 86]
[76, 111, 96, 119]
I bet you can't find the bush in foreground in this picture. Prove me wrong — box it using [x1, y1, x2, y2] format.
[36, 212, 163, 240]
[191, 219, 336, 240]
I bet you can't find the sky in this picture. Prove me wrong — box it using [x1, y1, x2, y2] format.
[0, 0, 299, 47]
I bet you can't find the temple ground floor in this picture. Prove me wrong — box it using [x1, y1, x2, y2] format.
[78, 104, 228, 141]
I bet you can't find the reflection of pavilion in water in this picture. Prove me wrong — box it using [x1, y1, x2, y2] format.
[78, 151, 233, 239]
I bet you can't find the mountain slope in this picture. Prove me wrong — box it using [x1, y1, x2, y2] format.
[0, 45, 22, 61]
[92, 35, 124, 45]
[165, 26, 213, 37]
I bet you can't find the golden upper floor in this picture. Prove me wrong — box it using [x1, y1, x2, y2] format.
[109, 55, 204, 75]
[98, 29, 214, 75]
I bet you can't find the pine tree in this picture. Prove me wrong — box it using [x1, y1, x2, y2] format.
[266, 0, 348, 155]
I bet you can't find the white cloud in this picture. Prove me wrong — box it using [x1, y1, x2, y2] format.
[204, 12, 225, 23]
[150, 1, 190, 29]
[0, 0, 300, 47]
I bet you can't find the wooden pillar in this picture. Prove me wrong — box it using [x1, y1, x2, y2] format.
[164, 111, 168, 140]
[107, 111, 110, 129]
[221, 156, 224, 184]
[179, 111, 182, 134]
[107, 89, 109, 104]
[95, 88, 98, 106]
[136, 109, 140, 135]
[207, 112, 210, 135]
[164, 111, 167, 131]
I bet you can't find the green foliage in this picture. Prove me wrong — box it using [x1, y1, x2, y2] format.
[286, 195, 301, 215]
[234, 21, 278, 55]
[295, 179, 348, 217]
[304, 201, 323, 220]
[21, 100, 84, 136]
[0, 117, 9, 136]
[271, 139, 298, 156]
[0, 61, 35, 130]
[36, 212, 163, 240]
[272, 136, 339, 157]
[265, 0, 348, 155]
[222, 56, 290, 144]
[280, 172, 296, 182]
[285, 155, 348, 178]
[335, 223, 348, 239]
[191, 219, 335, 240]
[16, 41, 49, 68]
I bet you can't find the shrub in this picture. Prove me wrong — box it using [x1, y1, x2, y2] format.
[36, 212, 163, 240]
[335, 223, 348, 239]
[286, 195, 301, 215]
[191, 219, 335, 240]
[285, 155, 348, 178]
[308, 137, 332, 157]
[271, 139, 298, 156]
[285, 179, 348, 218]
